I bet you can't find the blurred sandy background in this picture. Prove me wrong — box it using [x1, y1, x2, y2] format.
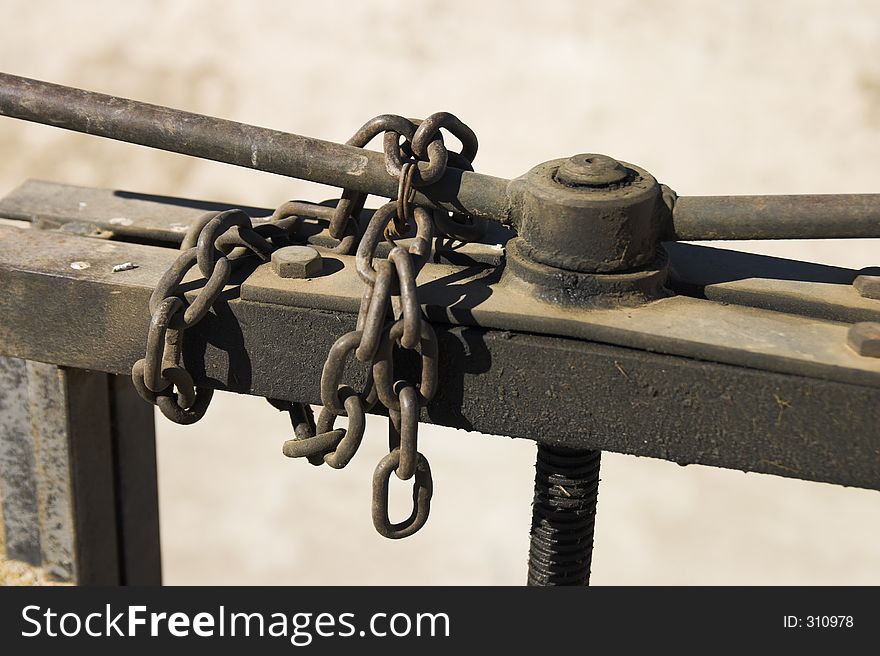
[1, 0, 879, 584]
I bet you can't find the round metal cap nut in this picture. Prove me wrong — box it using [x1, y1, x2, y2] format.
[271, 245, 322, 279]
[555, 153, 628, 187]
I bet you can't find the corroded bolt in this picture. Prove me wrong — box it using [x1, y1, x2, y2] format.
[853, 272, 880, 300]
[847, 322, 880, 357]
[555, 153, 628, 188]
[271, 245, 322, 278]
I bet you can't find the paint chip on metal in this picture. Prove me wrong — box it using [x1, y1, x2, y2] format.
[69, 261, 90, 270]
[344, 154, 369, 176]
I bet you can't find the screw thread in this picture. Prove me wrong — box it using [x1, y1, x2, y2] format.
[527, 445, 601, 586]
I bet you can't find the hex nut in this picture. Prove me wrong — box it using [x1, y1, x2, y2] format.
[271, 245, 322, 279]
[853, 273, 880, 300]
[846, 322, 880, 358]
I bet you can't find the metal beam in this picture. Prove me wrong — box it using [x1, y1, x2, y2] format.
[0, 226, 877, 490]
[0, 183, 880, 386]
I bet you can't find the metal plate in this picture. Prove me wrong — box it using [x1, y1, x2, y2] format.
[665, 242, 880, 323]
[241, 252, 880, 389]
[3, 182, 878, 388]
[0, 224, 878, 489]
[0, 180, 513, 263]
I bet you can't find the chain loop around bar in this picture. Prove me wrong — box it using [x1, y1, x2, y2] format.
[134, 205, 307, 424]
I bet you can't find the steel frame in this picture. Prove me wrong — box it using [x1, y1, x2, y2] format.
[0, 73, 878, 585]
[0, 183, 878, 492]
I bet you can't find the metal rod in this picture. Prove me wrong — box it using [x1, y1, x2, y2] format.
[2, 73, 879, 241]
[0, 72, 513, 222]
[527, 445, 601, 586]
[671, 194, 880, 241]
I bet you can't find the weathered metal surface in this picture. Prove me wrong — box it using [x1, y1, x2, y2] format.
[0, 73, 513, 223]
[25, 362, 77, 580]
[515, 155, 664, 272]
[0, 226, 878, 489]
[0, 357, 40, 565]
[853, 273, 880, 301]
[3, 71, 879, 580]
[6, 184, 880, 386]
[0, 179, 273, 244]
[348, 199, 441, 537]
[527, 446, 601, 586]
[847, 322, 880, 358]
[16, 181, 877, 321]
[503, 237, 669, 307]
[58, 367, 119, 584]
[242, 252, 880, 389]
[665, 242, 880, 324]
[0, 357, 159, 584]
[0, 180, 513, 262]
[61, 369, 160, 584]
[0, 360, 116, 583]
[113, 108, 479, 538]
[671, 194, 880, 241]
[271, 245, 322, 279]
[4, 74, 880, 247]
[2, 222, 878, 388]
[107, 374, 161, 585]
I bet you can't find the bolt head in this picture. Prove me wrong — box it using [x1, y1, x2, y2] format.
[847, 322, 880, 357]
[555, 153, 628, 187]
[271, 245, 322, 279]
[853, 273, 880, 300]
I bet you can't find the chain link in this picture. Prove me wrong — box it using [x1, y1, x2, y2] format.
[282, 112, 478, 539]
[133, 207, 309, 423]
[134, 111, 480, 540]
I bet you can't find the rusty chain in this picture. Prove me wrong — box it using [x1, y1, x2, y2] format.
[131, 206, 318, 423]
[134, 111, 480, 539]
[282, 112, 479, 538]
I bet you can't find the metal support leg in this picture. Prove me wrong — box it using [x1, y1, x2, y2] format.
[0, 357, 160, 584]
[527, 445, 601, 586]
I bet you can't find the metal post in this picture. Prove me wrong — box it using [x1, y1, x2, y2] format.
[0, 357, 160, 584]
[527, 444, 601, 586]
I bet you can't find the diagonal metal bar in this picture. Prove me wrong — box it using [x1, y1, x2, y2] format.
[0, 72, 513, 223]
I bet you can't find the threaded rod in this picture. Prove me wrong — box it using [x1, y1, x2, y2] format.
[527, 445, 601, 586]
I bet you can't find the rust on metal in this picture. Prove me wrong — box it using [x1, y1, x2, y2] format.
[0, 73, 513, 224]
[847, 322, 880, 358]
[2, 72, 880, 581]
